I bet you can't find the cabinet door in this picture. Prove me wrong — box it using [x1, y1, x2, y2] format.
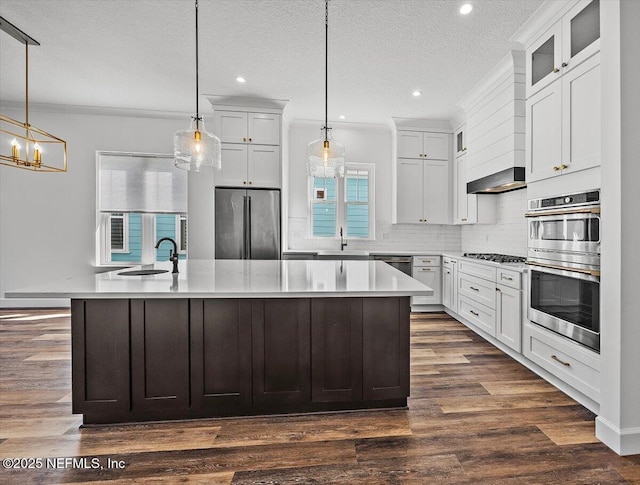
[412, 266, 441, 305]
[311, 298, 363, 403]
[215, 111, 248, 143]
[455, 126, 467, 158]
[526, 80, 563, 183]
[454, 156, 470, 223]
[248, 113, 280, 145]
[190, 299, 252, 412]
[562, 0, 600, 74]
[496, 285, 522, 352]
[71, 299, 130, 416]
[131, 300, 190, 414]
[561, 53, 601, 176]
[396, 159, 423, 223]
[362, 297, 410, 401]
[217, 144, 248, 187]
[451, 261, 458, 312]
[423, 132, 449, 160]
[252, 299, 311, 406]
[423, 160, 449, 224]
[526, 22, 563, 97]
[248, 145, 280, 188]
[442, 267, 452, 310]
[397, 131, 423, 158]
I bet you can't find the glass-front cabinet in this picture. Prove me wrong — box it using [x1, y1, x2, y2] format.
[526, 0, 600, 97]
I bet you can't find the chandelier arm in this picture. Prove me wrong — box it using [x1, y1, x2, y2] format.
[25, 43, 29, 129]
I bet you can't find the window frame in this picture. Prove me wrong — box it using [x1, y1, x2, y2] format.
[108, 212, 129, 253]
[308, 162, 375, 240]
[176, 214, 188, 254]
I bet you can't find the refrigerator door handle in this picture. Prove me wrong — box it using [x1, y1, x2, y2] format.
[246, 196, 252, 259]
[242, 195, 248, 259]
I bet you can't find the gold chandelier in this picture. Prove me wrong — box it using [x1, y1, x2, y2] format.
[0, 17, 67, 172]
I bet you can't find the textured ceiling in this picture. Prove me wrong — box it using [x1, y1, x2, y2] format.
[0, 0, 543, 124]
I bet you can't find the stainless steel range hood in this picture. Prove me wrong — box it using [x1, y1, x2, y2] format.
[467, 167, 526, 194]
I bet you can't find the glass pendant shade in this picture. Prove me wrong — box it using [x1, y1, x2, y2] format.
[307, 127, 345, 178]
[174, 117, 221, 172]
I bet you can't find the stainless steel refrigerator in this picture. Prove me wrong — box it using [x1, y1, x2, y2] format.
[215, 188, 281, 259]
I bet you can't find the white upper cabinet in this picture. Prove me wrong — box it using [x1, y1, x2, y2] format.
[247, 145, 280, 188]
[526, 53, 600, 183]
[214, 111, 280, 145]
[396, 159, 449, 224]
[218, 145, 249, 187]
[526, 0, 600, 97]
[397, 131, 448, 160]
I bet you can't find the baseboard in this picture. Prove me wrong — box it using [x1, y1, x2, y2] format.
[0, 298, 70, 309]
[596, 417, 640, 456]
[411, 304, 444, 313]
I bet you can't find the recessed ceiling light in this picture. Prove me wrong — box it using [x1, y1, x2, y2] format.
[460, 3, 473, 15]
[236, 76, 246, 83]
[339, 115, 346, 120]
[412, 90, 422, 97]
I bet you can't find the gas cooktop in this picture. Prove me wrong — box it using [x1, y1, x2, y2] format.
[463, 253, 526, 264]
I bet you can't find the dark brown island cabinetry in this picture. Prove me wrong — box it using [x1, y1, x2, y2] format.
[71, 296, 410, 424]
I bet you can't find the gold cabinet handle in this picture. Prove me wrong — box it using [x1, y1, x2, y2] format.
[553, 67, 560, 73]
[561, 164, 568, 170]
[551, 354, 571, 367]
[421, 259, 432, 263]
[502, 275, 513, 281]
[461, 218, 467, 221]
[419, 154, 424, 157]
[420, 268, 433, 272]
[469, 310, 479, 317]
[469, 286, 479, 292]
[243, 137, 247, 142]
[463, 147, 467, 151]
[552, 166, 560, 171]
[419, 219, 423, 222]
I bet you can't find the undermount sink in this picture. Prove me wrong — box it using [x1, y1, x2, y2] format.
[118, 269, 170, 276]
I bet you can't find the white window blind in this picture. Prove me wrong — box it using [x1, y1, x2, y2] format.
[98, 152, 187, 213]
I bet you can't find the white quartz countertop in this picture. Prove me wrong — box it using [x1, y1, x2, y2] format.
[6, 260, 433, 299]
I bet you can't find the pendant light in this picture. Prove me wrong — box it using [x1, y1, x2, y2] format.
[174, 0, 221, 172]
[306, 0, 345, 179]
[0, 17, 67, 172]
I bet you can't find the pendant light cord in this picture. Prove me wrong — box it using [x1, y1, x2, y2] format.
[195, 0, 200, 130]
[324, 0, 328, 141]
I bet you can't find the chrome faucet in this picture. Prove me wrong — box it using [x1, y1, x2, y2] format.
[155, 237, 179, 274]
[340, 226, 348, 251]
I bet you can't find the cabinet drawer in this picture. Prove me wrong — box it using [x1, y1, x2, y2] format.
[443, 257, 457, 269]
[458, 296, 496, 337]
[523, 322, 600, 402]
[497, 268, 521, 290]
[459, 273, 496, 309]
[412, 255, 441, 267]
[459, 260, 497, 281]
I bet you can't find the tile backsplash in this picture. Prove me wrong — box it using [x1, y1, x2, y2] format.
[461, 189, 528, 257]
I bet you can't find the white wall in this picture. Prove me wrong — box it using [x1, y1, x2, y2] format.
[286, 120, 462, 252]
[460, 189, 528, 257]
[0, 104, 189, 307]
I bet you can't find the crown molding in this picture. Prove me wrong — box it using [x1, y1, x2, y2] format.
[0, 101, 191, 120]
[510, 0, 579, 48]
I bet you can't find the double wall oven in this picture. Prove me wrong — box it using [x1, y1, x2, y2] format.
[525, 190, 601, 352]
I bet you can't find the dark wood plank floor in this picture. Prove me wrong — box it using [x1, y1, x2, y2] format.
[1, 309, 639, 484]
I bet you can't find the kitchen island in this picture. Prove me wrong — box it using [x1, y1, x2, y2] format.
[7, 260, 431, 424]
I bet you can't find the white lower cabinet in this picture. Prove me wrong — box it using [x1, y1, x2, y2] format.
[411, 256, 441, 307]
[442, 257, 457, 312]
[496, 284, 521, 353]
[523, 321, 600, 402]
[458, 296, 496, 336]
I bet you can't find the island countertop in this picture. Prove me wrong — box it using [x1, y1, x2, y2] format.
[6, 259, 433, 299]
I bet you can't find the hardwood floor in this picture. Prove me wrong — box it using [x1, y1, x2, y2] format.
[1, 309, 639, 484]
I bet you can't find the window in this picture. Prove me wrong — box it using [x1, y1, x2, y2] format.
[109, 213, 128, 253]
[309, 163, 375, 239]
[97, 152, 188, 265]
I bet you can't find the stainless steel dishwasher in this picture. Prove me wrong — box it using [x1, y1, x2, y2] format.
[371, 255, 412, 276]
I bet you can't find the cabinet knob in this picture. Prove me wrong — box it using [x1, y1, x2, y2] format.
[461, 218, 467, 221]
[496, 288, 501, 292]
[553, 67, 560, 73]
[249, 181, 253, 185]
[463, 147, 467, 151]
[243, 181, 247, 185]
[243, 137, 247, 142]
[419, 154, 423, 157]
[419, 219, 423, 222]
[561, 62, 568, 68]
[560, 164, 568, 170]
[552, 166, 560, 171]
[249, 138, 252, 142]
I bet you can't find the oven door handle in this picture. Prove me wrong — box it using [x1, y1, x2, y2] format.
[526, 260, 600, 277]
[525, 207, 600, 217]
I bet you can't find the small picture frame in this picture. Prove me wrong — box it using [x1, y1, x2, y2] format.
[315, 188, 326, 200]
